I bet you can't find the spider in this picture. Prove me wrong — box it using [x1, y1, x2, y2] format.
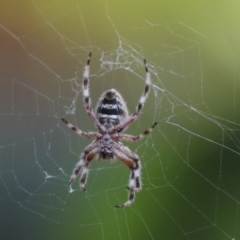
[61, 52, 157, 207]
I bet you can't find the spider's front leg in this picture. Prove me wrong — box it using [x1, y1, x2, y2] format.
[70, 143, 98, 191]
[78, 148, 98, 191]
[115, 150, 142, 208]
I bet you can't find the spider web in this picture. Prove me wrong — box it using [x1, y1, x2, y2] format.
[1, 1, 240, 239]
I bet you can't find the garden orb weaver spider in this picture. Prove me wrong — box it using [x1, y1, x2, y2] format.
[61, 52, 157, 207]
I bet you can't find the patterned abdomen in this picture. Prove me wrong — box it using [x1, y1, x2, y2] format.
[96, 89, 129, 128]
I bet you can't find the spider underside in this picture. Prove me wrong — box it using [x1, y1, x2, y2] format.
[62, 52, 157, 208]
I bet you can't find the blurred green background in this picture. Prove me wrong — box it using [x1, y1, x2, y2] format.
[1, 0, 240, 239]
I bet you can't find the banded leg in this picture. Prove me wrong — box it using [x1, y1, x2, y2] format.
[69, 143, 98, 184]
[120, 146, 142, 191]
[136, 59, 151, 114]
[82, 52, 105, 132]
[79, 148, 98, 191]
[61, 118, 101, 138]
[115, 151, 141, 208]
[82, 52, 92, 109]
[112, 59, 151, 133]
[119, 122, 158, 142]
[69, 154, 85, 183]
[116, 187, 135, 208]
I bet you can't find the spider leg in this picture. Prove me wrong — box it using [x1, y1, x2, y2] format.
[79, 148, 98, 191]
[114, 149, 142, 208]
[82, 52, 105, 133]
[112, 59, 151, 133]
[116, 187, 135, 208]
[136, 59, 151, 114]
[119, 146, 142, 191]
[82, 52, 92, 109]
[119, 122, 158, 142]
[69, 154, 85, 183]
[69, 142, 98, 184]
[61, 118, 101, 138]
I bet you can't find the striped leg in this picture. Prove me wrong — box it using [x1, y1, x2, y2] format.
[82, 52, 92, 108]
[119, 122, 158, 142]
[112, 59, 151, 133]
[69, 154, 85, 184]
[115, 149, 142, 208]
[79, 148, 98, 191]
[82, 52, 105, 132]
[61, 118, 100, 138]
[69, 143, 97, 184]
[136, 59, 151, 114]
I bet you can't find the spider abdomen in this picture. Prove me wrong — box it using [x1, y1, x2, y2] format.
[96, 89, 129, 128]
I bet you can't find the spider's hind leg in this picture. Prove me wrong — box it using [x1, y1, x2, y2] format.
[115, 169, 142, 208]
[82, 52, 105, 133]
[112, 59, 151, 133]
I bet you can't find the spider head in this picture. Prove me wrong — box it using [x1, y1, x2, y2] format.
[96, 89, 129, 129]
[101, 148, 114, 159]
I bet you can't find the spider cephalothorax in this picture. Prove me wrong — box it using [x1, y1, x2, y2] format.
[62, 53, 157, 207]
